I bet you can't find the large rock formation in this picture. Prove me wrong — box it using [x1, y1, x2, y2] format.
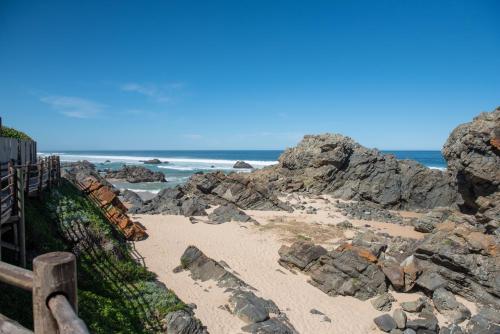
[269, 134, 458, 210]
[133, 186, 208, 216]
[442, 107, 500, 229]
[105, 166, 166, 183]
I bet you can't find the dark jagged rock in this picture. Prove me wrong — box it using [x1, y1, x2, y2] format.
[62, 160, 116, 190]
[273, 134, 458, 210]
[233, 161, 254, 169]
[207, 203, 255, 224]
[307, 247, 387, 300]
[183, 171, 292, 211]
[393, 308, 407, 329]
[413, 226, 500, 308]
[178, 246, 296, 333]
[163, 309, 208, 334]
[133, 187, 208, 216]
[442, 108, 500, 229]
[278, 241, 327, 270]
[105, 166, 166, 183]
[405, 312, 439, 332]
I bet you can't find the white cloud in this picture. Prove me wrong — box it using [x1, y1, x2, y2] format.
[120, 82, 183, 103]
[40, 96, 105, 118]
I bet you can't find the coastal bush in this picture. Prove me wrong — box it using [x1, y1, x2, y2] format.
[0, 126, 32, 140]
[0, 181, 186, 333]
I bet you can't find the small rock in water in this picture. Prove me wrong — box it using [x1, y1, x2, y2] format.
[233, 160, 254, 169]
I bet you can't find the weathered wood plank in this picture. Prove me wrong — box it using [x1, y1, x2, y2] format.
[0, 313, 33, 334]
[0, 260, 33, 291]
[47, 294, 89, 334]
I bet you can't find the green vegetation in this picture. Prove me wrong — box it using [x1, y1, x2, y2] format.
[0, 126, 32, 140]
[0, 181, 185, 333]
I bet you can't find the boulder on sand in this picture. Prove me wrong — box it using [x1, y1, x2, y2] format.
[278, 241, 327, 270]
[233, 160, 254, 169]
[207, 203, 255, 224]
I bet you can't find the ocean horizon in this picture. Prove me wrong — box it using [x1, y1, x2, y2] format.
[41, 149, 447, 194]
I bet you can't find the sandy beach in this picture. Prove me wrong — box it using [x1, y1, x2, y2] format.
[133, 197, 439, 334]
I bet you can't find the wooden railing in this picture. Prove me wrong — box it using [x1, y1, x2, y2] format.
[0, 252, 89, 333]
[0, 156, 60, 266]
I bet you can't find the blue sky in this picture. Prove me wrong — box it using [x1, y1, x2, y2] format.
[1, 1, 499, 150]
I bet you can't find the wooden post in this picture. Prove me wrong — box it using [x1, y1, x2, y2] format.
[56, 156, 61, 184]
[32, 252, 78, 334]
[47, 157, 52, 188]
[8, 160, 16, 215]
[16, 168, 26, 268]
[37, 160, 43, 197]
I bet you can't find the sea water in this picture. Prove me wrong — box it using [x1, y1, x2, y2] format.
[40, 150, 446, 194]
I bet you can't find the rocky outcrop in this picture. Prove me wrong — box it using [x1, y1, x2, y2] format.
[182, 171, 292, 211]
[413, 223, 500, 308]
[133, 187, 208, 216]
[278, 240, 387, 300]
[105, 166, 166, 183]
[262, 134, 458, 210]
[233, 161, 254, 169]
[442, 107, 500, 229]
[177, 246, 297, 333]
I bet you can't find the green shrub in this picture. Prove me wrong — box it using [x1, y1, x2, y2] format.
[0, 126, 32, 140]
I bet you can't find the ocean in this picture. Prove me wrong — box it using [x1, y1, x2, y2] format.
[40, 150, 446, 194]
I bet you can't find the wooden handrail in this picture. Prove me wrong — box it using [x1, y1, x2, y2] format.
[0, 314, 33, 334]
[47, 295, 89, 334]
[0, 252, 90, 334]
[0, 260, 33, 290]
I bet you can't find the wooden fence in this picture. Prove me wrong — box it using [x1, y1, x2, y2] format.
[0, 251, 89, 334]
[0, 156, 61, 267]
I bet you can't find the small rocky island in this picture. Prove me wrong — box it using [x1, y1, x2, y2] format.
[105, 165, 166, 183]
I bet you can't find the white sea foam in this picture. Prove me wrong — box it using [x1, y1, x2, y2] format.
[48, 152, 277, 167]
[429, 166, 447, 171]
[120, 188, 161, 194]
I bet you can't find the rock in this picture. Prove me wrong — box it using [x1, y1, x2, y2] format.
[400, 298, 428, 313]
[309, 309, 324, 315]
[442, 108, 500, 228]
[121, 189, 143, 208]
[400, 255, 421, 292]
[105, 166, 166, 183]
[181, 197, 208, 216]
[439, 324, 463, 334]
[405, 312, 439, 332]
[381, 261, 405, 291]
[241, 318, 297, 334]
[307, 246, 387, 300]
[402, 330, 416, 334]
[414, 229, 500, 307]
[278, 241, 327, 270]
[183, 171, 292, 211]
[415, 271, 447, 292]
[141, 158, 162, 164]
[371, 293, 396, 311]
[413, 208, 452, 233]
[179, 246, 248, 290]
[163, 309, 208, 334]
[337, 220, 353, 229]
[275, 134, 458, 210]
[233, 161, 254, 169]
[393, 308, 407, 329]
[335, 201, 404, 224]
[390, 330, 403, 334]
[134, 186, 208, 216]
[432, 288, 471, 323]
[228, 290, 271, 324]
[465, 313, 500, 334]
[373, 314, 397, 332]
[208, 203, 255, 224]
